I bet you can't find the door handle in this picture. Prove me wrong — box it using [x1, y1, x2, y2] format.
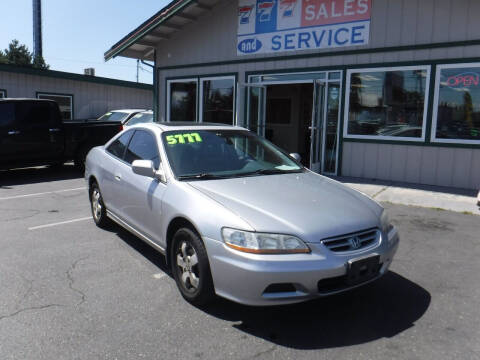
[114, 174, 122, 181]
[7, 130, 20, 135]
[49, 128, 61, 132]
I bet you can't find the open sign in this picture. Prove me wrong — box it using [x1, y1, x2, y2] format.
[445, 72, 480, 87]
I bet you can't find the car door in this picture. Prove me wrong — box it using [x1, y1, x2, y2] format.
[118, 129, 167, 243]
[0, 102, 20, 167]
[14, 101, 62, 162]
[102, 130, 134, 216]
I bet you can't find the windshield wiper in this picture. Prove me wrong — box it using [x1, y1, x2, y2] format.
[177, 173, 229, 180]
[240, 168, 302, 176]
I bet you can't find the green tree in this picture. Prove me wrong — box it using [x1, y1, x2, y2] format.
[1, 39, 49, 69]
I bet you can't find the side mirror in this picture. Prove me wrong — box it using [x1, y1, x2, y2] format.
[132, 160, 156, 178]
[289, 153, 301, 162]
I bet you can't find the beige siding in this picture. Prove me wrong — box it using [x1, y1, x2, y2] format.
[153, 0, 480, 190]
[155, 0, 480, 68]
[342, 143, 480, 189]
[0, 71, 153, 119]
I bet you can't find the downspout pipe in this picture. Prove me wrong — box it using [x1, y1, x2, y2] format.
[141, 56, 158, 122]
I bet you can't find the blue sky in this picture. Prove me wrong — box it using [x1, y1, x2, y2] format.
[0, 0, 172, 84]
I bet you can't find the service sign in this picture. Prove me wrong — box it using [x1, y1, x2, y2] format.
[237, 0, 371, 56]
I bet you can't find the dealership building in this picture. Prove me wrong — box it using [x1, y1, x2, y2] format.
[105, 0, 480, 190]
[0, 63, 153, 120]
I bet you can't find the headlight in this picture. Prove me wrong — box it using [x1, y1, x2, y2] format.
[221, 228, 310, 254]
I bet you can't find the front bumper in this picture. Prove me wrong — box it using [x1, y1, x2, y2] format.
[203, 229, 399, 306]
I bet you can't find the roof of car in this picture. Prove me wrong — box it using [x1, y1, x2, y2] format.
[109, 109, 147, 113]
[130, 122, 247, 132]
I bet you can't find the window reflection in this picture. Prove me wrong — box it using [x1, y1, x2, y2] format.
[347, 69, 427, 138]
[170, 81, 197, 122]
[435, 66, 480, 141]
[202, 79, 234, 124]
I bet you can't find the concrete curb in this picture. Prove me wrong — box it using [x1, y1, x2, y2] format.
[332, 176, 480, 216]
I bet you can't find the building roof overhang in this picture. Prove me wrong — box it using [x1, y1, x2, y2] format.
[104, 0, 219, 62]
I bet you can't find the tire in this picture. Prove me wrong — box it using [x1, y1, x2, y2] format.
[74, 145, 90, 173]
[170, 227, 215, 305]
[89, 182, 110, 229]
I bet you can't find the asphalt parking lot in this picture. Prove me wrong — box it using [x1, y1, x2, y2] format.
[0, 166, 479, 360]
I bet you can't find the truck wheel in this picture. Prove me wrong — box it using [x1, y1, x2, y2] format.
[75, 145, 90, 172]
[171, 228, 215, 306]
[90, 182, 110, 228]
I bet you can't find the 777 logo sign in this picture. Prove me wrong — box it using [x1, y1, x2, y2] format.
[279, 0, 297, 17]
[238, 5, 254, 24]
[257, 0, 275, 22]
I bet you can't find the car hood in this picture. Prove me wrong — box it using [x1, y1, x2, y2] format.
[188, 172, 383, 243]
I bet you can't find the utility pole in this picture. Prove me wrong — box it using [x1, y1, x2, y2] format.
[136, 59, 139, 83]
[32, 0, 43, 59]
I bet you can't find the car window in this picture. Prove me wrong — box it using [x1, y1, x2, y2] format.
[162, 130, 302, 179]
[15, 101, 58, 127]
[98, 111, 130, 122]
[125, 112, 154, 126]
[106, 131, 134, 159]
[124, 130, 160, 169]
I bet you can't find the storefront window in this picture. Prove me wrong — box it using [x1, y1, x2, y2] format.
[200, 77, 235, 124]
[168, 80, 197, 122]
[345, 67, 429, 140]
[37, 93, 73, 120]
[432, 64, 480, 143]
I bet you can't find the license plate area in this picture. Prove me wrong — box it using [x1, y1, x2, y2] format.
[346, 255, 381, 286]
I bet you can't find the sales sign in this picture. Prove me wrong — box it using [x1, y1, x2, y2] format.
[237, 0, 371, 56]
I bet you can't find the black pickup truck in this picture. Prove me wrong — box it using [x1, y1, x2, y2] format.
[0, 98, 122, 171]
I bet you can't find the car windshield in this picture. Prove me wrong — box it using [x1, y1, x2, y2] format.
[162, 129, 303, 180]
[98, 111, 130, 122]
[126, 112, 154, 126]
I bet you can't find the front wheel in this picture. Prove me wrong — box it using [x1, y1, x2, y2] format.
[171, 228, 215, 305]
[90, 183, 110, 228]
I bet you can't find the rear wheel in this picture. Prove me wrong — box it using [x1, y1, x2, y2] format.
[90, 182, 110, 228]
[171, 227, 215, 305]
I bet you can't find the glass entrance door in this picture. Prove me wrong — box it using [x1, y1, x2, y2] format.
[322, 82, 341, 174]
[245, 71, 342, 174]
[237, 83, 266, 135]
[310, 80, 325, 172]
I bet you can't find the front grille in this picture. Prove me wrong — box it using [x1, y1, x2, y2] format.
[321, 229, 379, 252]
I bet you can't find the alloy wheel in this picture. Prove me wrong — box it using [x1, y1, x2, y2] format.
[91, 188, 102, 222]
[176, 241, 200, 292]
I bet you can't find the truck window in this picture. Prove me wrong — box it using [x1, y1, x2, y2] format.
[15, 101, 57, 127]
[0, 103, 15, 126]
[106, 131, 134, 160]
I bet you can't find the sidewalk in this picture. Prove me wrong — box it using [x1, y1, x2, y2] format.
[333, 176, 480, 216]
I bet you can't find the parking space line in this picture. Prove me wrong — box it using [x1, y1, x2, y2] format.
[28, 216, 92, 230]
[0, 187, 87, 201]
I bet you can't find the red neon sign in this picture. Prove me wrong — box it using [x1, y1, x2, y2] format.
[446, 72, 480, 87]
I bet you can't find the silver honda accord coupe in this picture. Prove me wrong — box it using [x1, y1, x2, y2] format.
[85, 123, 399, 306]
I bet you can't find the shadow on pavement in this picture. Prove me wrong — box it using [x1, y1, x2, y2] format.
[0, 164, 81, 187]
[104, 217, 430, 350]
[200, 271, 430, 350]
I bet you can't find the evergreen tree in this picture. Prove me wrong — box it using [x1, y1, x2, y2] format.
[1, 39, 49, 69]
